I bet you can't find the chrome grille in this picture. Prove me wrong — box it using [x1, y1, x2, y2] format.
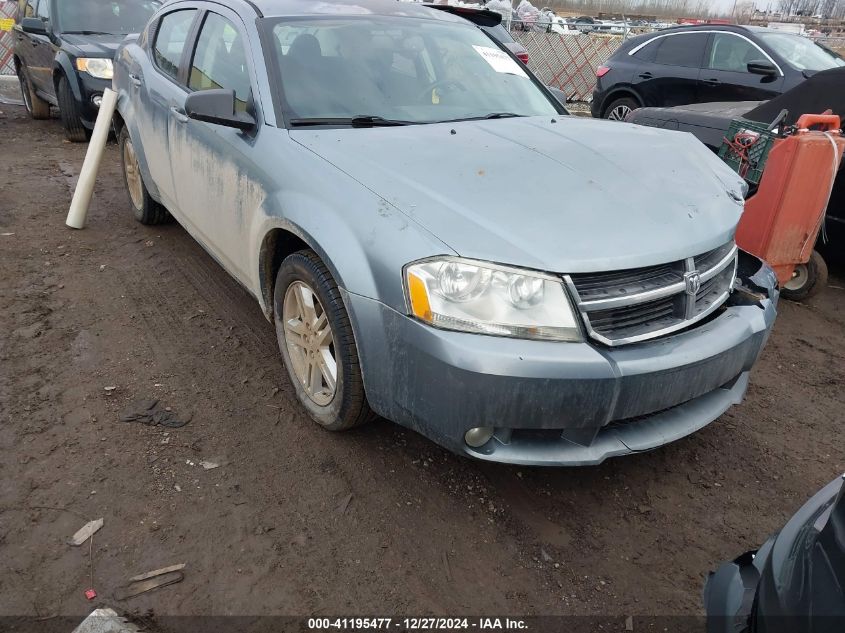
[566, 242, 738, 346]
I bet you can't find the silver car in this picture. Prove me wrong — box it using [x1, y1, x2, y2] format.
[113, 0, 778, 466]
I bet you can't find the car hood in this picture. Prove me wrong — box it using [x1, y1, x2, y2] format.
[291, 116, 746, 273]
[59, 33, 125, 57]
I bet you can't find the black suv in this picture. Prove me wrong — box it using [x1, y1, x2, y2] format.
[13, 0, 160, 141]
[591, 24, 845, 120]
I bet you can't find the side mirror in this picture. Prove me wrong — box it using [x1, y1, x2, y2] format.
[20, 17, 48, 35]
[747, 60, 778, 76]
[184, 89, 255, 131]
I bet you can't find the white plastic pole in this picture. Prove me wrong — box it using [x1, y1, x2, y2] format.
[66, 87, 119, 230]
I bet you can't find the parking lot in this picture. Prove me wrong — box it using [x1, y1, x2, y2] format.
[2, 85, 845, 624]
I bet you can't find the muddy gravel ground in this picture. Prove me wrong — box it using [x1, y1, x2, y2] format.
[2, 96, 845, 627]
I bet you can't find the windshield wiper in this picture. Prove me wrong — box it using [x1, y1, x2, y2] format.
[438, 112, 525, 123]
[62, 30, 117, 35]
[289, 116, 413, 128]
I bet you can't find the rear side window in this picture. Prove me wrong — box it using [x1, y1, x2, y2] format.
[153, 9, 197, 82]
[189, 13, 251, 111]
[653, 33, 708, 68]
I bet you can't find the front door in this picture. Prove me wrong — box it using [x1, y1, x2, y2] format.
[700, 32, 784, 103]
[168, 6, 262, 283]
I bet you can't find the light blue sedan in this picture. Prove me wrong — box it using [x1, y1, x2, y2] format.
[113, 0, 778, 466]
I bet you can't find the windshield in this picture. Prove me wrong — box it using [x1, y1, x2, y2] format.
[266, 16, 558, 125]
[57, 0, 161, 35]
[759, 32, 845, 71]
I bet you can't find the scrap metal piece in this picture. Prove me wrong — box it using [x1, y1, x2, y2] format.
[114, 570, 184, 601]
[128, 563, 186, 583]
[69, 519, 104, 546]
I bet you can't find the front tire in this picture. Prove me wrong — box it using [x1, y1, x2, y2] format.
[119, 126, 170, 225]
[17, 64, 51, 120]
[274, 250, 372, 432]
[781, 250, 828, 301]
[57, 75, 88, 143]
[604, 96, 638, 121]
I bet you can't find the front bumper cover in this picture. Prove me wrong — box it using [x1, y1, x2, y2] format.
[348, 260, 777, 466]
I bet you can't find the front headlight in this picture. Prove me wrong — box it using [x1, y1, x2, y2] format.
[404, 257, 582, 342]
[76, 58, 114, 80]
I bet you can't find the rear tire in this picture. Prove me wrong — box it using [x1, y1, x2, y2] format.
[17, 64, 51, 120]
[57, 75, 89, 143]
[274, 250, 373, 432]
[781, 250, 828, 302]
[604, 96, 638, 121]
[119, 126, 170, 225]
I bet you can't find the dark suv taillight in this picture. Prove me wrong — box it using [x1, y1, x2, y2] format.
[596, 65, 610, 78]
[517, 52, 529, 64]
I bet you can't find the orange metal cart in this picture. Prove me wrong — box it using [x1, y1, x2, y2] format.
[735, 114, 845, 300]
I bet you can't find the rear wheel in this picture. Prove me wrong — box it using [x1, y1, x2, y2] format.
[274, 250, 373, 432]
[781, 250, 828, 302]
[119, 126, 170, 225]
[604, 96, 638, 121]
[57, 75, 88, 143]
[17, 64, 50, 120]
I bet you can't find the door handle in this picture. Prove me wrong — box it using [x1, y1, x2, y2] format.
[170, 106, 189, 124]
[638, 71, 652, 79]
[702, 78, 721, 86]
[129, 73, 142, 86]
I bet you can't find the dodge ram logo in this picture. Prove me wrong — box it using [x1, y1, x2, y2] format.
[685, 271, 702, 296]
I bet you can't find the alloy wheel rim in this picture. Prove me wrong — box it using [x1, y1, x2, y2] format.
[785, 264, 809, 290]
[123, 138, 144, 210]
[282, 281, 337, 406]
[609, 104, 632, 121]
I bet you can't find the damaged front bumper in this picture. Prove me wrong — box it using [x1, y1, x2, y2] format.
[349, 256, 778, 466]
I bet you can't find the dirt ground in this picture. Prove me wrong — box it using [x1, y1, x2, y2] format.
[2, 88, 845, 625]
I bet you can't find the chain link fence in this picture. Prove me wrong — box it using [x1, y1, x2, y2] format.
[1, 0, 18, 76]
[512, 30, 626, 101]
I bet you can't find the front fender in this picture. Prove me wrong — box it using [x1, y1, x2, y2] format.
[252, 183, 452, 319]
[53, 52, 80, 99]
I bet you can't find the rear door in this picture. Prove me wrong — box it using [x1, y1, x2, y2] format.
[700, 32, 784, 102]
[632, 32, 708, 107]
[136, 7, 199, 209]
[27, 0, 55, 93]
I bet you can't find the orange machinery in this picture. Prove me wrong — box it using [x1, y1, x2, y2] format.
[735, 114, 845, 300]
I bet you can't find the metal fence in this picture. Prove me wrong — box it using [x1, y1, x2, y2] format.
[1, 0, 17, 75]
[512, 30, 626, 102]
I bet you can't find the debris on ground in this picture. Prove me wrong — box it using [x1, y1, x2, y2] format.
[119, 399, 192, 428]
[337, 493, 354, 515]
[114, 564, 186, 600]
[84, 589, 97, 601]
[199, 457, 224, 470]
[69, 519, 104, 546]
[71, 608, 141, 633]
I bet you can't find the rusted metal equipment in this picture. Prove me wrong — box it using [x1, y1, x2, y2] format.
[733, 114, 845, 300]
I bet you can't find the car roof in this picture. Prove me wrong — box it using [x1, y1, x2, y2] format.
[650, 24, 781, 35]
[240, 0, 465, 21]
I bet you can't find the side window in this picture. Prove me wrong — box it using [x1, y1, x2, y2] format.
[153, 9, 197, 82]
[653, 33, 709, 68]
[35, 0, 49, 20]
[708, 33, 763, 72]
[23, 0, 36, 18]
[189, 13, 251, 111]
[631, 39, 659, 62]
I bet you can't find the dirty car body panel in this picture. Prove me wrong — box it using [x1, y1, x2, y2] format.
[704, 475, 845, 633]
[114, 0, 778, 466]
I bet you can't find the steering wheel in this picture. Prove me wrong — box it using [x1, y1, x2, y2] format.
[417, 79, 466, 103]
